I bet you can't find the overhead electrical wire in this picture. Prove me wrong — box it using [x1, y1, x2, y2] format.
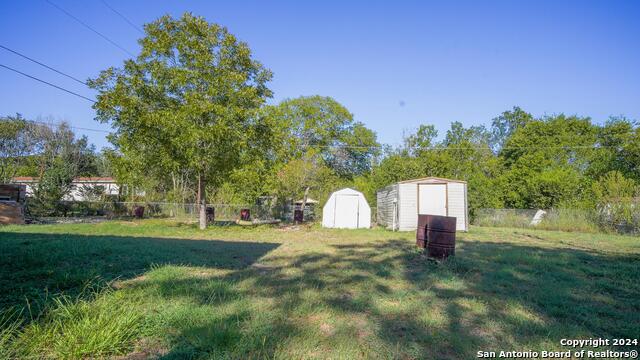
[1, 56, 628, 147]
[44, 0, 135, 57]
[0, 44, 87, 85]
[7, 113, 632, 150]
[317, 144, 626, 150]
[0, 63, 95, 103]
[5, 117, 634, 150]
[25, 119, 110, 134]
[0, 57, 633, 149]
[99, 0, 144, 34]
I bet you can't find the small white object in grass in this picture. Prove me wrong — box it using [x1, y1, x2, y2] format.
[530, 209, 547, 226]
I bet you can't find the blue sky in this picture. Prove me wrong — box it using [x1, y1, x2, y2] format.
[1, 0, 639, 149]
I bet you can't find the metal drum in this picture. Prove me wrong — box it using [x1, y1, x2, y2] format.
[416, 214, 456, 258]
[240, 208, 251, 221]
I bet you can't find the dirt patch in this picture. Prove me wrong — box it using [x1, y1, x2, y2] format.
[110, 275, 147, 290]
[350, 315, 371, 339]
[278, 225, 302, 231]
[319, 322, 335, 336]
[251, 263, 277, 275]
[514, 231, 546, 241]
[111, 338, 168, 360]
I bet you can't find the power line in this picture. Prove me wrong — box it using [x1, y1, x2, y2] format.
[10, 119, 628, 150]
[0, 44, 87, 85]
[26, 119, 110, 134]
[294, 143, 627, 151]
[45, 0, 135, 57]
[100, 0, 144, 34]
[5, 117, 635, 150]
[0, 63, 95, 103]
[11, 114, 628, 149]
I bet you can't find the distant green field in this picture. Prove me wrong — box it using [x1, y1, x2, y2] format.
[1, 220, 638, 359]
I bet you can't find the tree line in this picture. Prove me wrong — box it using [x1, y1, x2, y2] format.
[2, 13, 638, 229]
[366, 109, 639, 217]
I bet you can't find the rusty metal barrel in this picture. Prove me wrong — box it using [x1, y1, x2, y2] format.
[133, 206, 145, 219]
[416, 214, 456, 258]
[206, 206, 215, 224]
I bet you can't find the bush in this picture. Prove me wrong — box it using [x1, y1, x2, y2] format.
[592, 171, 640, 234]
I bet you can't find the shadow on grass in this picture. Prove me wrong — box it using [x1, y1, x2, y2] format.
[0, 232, 280, 312]
[1, 230, 638, 359]
[151, 236, 638, 358]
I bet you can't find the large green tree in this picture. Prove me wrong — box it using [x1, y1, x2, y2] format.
[490, 106, 534, 153]
[89, 13, 273, 229]
[267, 96, 379, 177]
[263, 96, 379, 212]
[498, 114, 597, 208]
[590, 117, 640, 182]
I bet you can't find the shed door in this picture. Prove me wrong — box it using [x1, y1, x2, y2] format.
[334, 195, 359, 228]
[418, 184, 447, 216]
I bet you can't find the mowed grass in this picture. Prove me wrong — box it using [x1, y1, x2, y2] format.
[0, 220, 639, 359]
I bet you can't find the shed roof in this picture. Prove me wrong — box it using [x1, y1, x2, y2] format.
[396, 176, 467, 184]
[331, 188, 364, 196]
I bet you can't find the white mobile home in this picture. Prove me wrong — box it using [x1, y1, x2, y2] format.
[376, 177, 468, 231]
[322, 188, 371, 229]
[12, 177, 120, 201]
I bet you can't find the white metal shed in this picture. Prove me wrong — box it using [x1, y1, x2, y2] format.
[376, 177, 468, 231]
[322, 188, 371, 229]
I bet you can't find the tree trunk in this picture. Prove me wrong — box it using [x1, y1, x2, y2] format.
[198, 173, 206, 230]
[300, 186, 310, 222]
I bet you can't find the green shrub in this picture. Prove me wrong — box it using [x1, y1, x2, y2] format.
[592, 171, 640, 234]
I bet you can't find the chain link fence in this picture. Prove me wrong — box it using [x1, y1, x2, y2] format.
[474, 207, 640, 234]
[24, 200, 318, 224]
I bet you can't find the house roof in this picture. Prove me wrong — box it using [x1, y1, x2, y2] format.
[12, 177, 34, 182]
[12, 176, 116, 183]
[396, 176, 467, 184]
[75, 177, 116, 182]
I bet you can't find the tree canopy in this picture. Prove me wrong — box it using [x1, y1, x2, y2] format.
[89, 13, 273, 228]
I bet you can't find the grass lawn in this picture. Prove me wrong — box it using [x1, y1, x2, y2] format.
[1, 220, 639, 359]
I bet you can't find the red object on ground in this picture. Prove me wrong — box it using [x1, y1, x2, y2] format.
[134, 206, 144, 218]
[240, 208, 250, 221]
